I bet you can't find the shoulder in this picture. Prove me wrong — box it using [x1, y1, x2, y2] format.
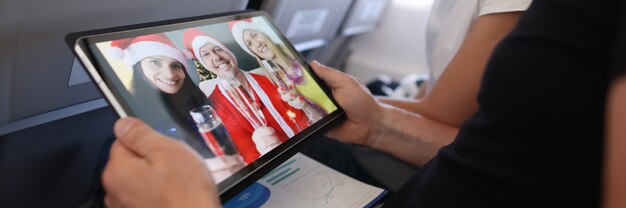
[478, 0, 532, 16]
[208, 86, 225, 103]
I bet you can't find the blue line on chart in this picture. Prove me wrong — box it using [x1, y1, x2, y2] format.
[263, 159, 297, 179]
[267, 168, 291, 184]
[271, 168, 301, 186]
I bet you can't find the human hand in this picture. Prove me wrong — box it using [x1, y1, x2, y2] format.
[286, 96, 306, 109]
[310, 61, 384, 146]
[251, 126, 281, 154]
[277, 86, 305, 109]
[103, 117, 221, 208]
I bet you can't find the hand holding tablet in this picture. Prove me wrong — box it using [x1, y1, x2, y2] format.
[104, 117, 222, 208]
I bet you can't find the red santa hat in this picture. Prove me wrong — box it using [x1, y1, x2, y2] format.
[108, 33, 192, 69]
[182, 28, 236, 70]
[229, 18, 282, 57]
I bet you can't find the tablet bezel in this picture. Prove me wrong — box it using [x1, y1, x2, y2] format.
[66, 10, 346, 200]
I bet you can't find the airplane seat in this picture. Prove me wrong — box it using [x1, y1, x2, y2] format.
[341, 0, 420, 191]
[0, 107, 116, 207]
[0, 0, 248, 206]
[258, 0, 353, 53]
[313, 0, 392, 69]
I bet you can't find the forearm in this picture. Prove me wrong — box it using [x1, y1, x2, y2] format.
[366, 104, 459, 166]
[603, 76, 626, 208]
[389, 12, 524, 127]
[377, 96, 441, 122]
[376, 96, 421, 113]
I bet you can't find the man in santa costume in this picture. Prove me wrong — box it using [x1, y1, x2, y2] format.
[183, 28, 308, 164]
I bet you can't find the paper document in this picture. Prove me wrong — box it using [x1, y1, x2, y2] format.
[224, 153, 387, 208]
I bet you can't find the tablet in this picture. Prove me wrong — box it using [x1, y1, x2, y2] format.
[66, 10, 344, 197]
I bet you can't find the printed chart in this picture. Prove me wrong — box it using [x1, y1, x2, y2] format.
[224, 153, 387, 208]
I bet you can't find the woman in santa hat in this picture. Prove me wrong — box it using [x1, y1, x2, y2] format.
[183, 28, 308, 164]
[229, 18, 335, 120]
[108, 33, 245, 182]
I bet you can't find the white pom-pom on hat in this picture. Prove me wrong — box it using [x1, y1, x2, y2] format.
[181, 50, 194, 60]
[107, 46, 125, 60]
[108, 34, 190, 69]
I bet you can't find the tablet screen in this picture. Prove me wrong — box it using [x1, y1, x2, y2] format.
[76, 12, 339, 191]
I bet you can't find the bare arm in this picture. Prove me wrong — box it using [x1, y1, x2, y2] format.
[603, 76, 626, 208]
[381, 11, 524, 127]
[312, 12, 524, 167]
[313, 62, 456, 167]
[367, 104, 459, 166]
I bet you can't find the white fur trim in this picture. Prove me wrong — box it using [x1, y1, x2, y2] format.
[123, 41, 188, 69]
[191, 36, 235, 70]
[181, 50, 194, 59]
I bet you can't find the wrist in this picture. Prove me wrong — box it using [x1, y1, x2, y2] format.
[364, 104, 394, 149]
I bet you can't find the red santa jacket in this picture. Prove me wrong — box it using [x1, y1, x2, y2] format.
[208, 73, 308, 164]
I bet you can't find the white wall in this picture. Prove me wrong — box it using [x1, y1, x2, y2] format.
[345, 0, 434, 82]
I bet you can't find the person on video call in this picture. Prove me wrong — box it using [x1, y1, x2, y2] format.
[101, 0, 626, 207]
[182, 28, 308, 164]
[109, 33, 215, 157]
[229, 18, 334, 115]
[108, 33, 245, 182]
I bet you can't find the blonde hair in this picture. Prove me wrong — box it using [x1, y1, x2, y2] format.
[251, 30, 306, 86]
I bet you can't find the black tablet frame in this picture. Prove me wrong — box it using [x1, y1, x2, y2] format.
[66, 10, 345, 201]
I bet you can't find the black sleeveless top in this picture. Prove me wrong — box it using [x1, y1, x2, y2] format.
[385, 0, 626, 207]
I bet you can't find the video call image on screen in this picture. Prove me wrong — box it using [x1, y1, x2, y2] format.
[94, 16, 338, 182]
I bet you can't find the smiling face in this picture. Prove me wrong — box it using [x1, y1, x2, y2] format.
[139, 55, 186, 94]
[199, 43, 239, 78]
[243, 29, 275, 59]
